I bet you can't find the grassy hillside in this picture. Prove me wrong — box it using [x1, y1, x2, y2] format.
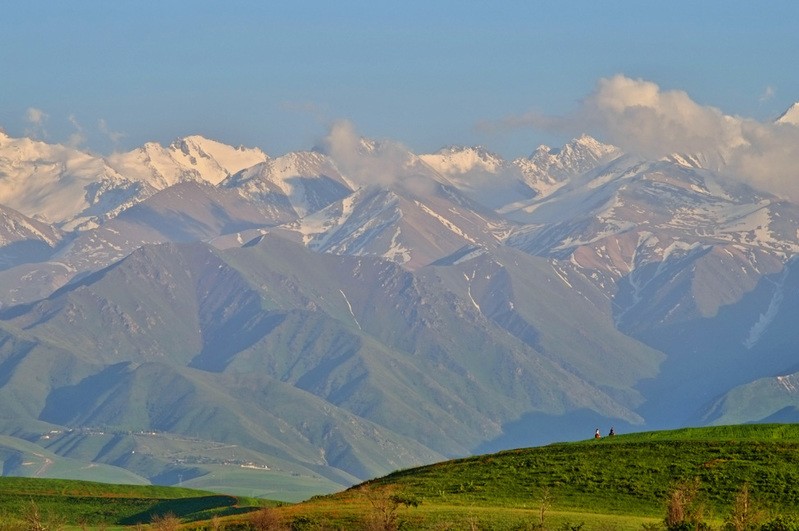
[3, 424, 799, 529]
[262, 424, 799, 530]
[0, 476, 267, 527]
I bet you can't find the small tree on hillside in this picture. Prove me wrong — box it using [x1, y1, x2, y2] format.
[723, 484, 763, 531]
[23, 500, 46, 531]
[23, 499, 64, 531]
[536, 488, 554, 529]
[362, 485, 420, 531]
[150, 512, 181, 531]
[249, 506, 283, 530]
[665, 477, 709, 531]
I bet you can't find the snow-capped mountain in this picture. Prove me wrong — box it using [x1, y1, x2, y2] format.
[277, 152, 511, 269]
[504, 156, 799, 309]
[0, 132, 269, 231]
[419, 146, 536, 210]
[221, 151, 353, 219]
[420, 145, 505, 174]
[0, 203, 61, 248]
[513, 134, 623, 197]
[1, 112, 799, 494]
[0, 130, 153, 230]
[106, 135, 268, 189]
[776, 102, 799, 125]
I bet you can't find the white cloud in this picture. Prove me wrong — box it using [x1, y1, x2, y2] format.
[24, 107, 49, 139]
[321, 120, 440, 197]
[581, 75, 799, 202]
[578, 75, 747, 163]
[323, 120, 411, 187]
[489, 75, 799, 203]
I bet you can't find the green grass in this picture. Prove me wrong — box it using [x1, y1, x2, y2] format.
[368, 424, 799, 513]
[259, 424, 799, 529]
[0, 477, 266, 526]
[4, 424, 799, 528]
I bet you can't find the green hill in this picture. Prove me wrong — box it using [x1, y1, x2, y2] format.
[4, 424, 799, 529]
[271, 424, 799, 530]
[0, 476, 267, 527]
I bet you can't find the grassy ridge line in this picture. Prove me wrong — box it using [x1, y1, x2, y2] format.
[347, 424, 799, 517]
[598, 423, 799, 442]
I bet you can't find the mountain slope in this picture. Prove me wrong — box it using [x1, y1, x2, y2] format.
[0, 181, 281, 307]
[0, 204, 63, 271]
[221, 151, 353, 218]
[277, 179, 511, 270]
[0, 122, 799, 493]
[0, 242, 446, 482]
[513, 134, 623, 197]
[0, 234, 662, 486]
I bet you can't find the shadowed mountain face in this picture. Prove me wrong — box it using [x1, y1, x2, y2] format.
[0, 130, 798, 493]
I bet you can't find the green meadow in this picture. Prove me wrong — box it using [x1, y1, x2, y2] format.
[3, 424, 799, 529]
[0, 477, 269, 528]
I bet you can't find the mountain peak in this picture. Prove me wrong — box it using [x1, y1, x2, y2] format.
[776, 102, 799, 125]
[512, 135, 621, 197]
[530, 134, 619, 161]
[420, 145, 505, 175]
[107, 136, 269, 189]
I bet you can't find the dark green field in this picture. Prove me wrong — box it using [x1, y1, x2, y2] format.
[0, 476, 268, 528]
[3, 424, 799, 529]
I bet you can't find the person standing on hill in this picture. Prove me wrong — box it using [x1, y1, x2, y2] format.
[594, 428, 601, 439]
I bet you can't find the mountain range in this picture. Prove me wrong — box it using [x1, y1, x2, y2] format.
[0, 116, 797, 498]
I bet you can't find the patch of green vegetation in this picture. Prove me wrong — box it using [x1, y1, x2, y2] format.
[259, 424, 799, 529]
[0, 477, 265, 526]
[4, 424, 799, 529]
[364, 424, 799, 515]
[608, 423, 799, 442]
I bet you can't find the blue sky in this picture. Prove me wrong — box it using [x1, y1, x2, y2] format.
[2, 1, 798, 158]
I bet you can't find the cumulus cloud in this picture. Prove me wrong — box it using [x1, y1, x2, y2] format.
[727, 119, 799, 202]
[322, 120, 434, 194]
[582, 75, 799, 202]
[488, 75, 799, 202]
[578, 75, 748, 162]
